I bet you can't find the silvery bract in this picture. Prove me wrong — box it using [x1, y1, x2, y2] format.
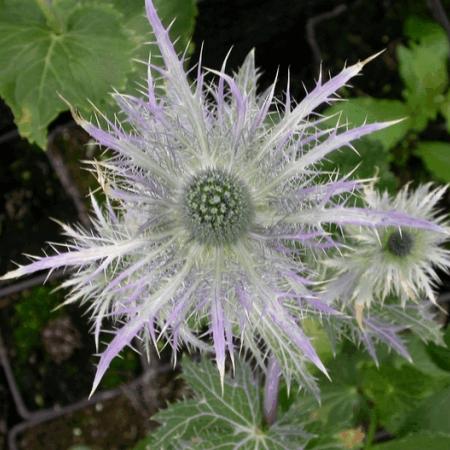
[1, 0, 444, 396]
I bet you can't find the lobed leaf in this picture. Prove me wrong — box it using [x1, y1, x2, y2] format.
[0, 0, 135, 148]
[0, 0, 198, 148]
[138, 357, 309, 450]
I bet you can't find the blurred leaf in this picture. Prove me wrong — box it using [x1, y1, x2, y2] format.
[302, 318, 334, 365]
[324, 98, 410, 151]
[397, 17, 449, 131]
[361, 363, 441, 434]
[400, 387, 450, 435]
[426, 326, 450, 372]
[407, 334, 450, 380]
[414, 141, 450, 182]
[371, 432, 450, 450]
[404, 15, 449, 47]
[0, 0, 134, 148]
[294, 349, 369, 450]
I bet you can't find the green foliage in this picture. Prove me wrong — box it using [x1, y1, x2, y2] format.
[398, 16, 449, 131]
[293, 335, 450, 448]
[361, 362, 443, 434]
[136, 357, 310, 450]
[405, 334, 450, 380]
[425, 326, 450, 373]
[298, 351, 368, 450]
[414, 141, 450, 182]
[324, 16, 450, 187]
[400, 387, 450, 435]
[131, 328, 450, 449]
[0, 0, 197, 149]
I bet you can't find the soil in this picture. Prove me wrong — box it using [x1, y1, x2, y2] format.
[17, 395, 152, 450]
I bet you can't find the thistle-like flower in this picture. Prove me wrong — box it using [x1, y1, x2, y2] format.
[325, 184, 450, 312]
[1, 0, 443, 396]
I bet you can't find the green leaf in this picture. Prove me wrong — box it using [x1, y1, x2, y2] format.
[138, 357, 309, 450]
[404, 16, 449, 45]
[426, 326, 450, 373]
[397, 18, 449, 131]
[302, 318, 334, 365]
[406, 334, 450, 380]
[400, 387, 450, 435]
[294, 349, 369, 450]
[361, 363, 441, 434]
[414, 141, 450, 182]
[321, 99, 405, 191]
[0, 0, 135, 148]
[309, 352, 366, 427]
[324, 98, 410, 150]
[371, 432, 450, 450]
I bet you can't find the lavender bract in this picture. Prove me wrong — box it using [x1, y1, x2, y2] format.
[1, 0, 444, 396]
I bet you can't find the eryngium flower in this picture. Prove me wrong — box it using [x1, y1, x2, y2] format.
[1, 0, 443, 395]
[325, 184, 450, 312]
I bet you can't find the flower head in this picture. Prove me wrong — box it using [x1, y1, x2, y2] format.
[1, 0, 443, 396]
[326, 184, 450, 310]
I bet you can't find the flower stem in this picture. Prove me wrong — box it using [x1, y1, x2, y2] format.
[364, 408, 377, 450]
[263, 355, 281, 426]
